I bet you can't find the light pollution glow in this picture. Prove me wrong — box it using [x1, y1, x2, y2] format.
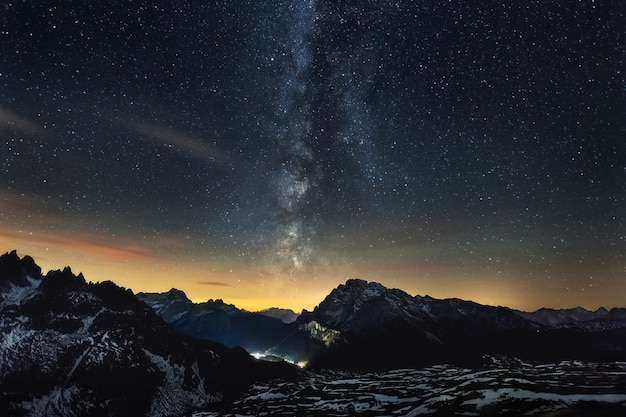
[2, 216, 622, 313]
[2, 185, 623, 313]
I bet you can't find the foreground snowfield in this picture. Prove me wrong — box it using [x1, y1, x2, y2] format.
[192, 358, 626, 416]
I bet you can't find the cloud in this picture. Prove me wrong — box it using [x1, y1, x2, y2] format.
[0, 188, 215, 269]
[121, 119, 225, 163]
[0, 108, 48, 137]
[0, 228, 159, 261]
[196, 280, 233, 287]
[0, 189, 162, 261]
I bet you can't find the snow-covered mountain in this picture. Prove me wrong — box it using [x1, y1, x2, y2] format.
[137, 289, 292, 354]
[258, 307, 299, 324]
[306, 279, 432, 332]
[514, 306, 626, 334]
[516, 306, 607, 325]
[0, 251, 296, 417]
[269, 279, 626, 370]
[135, 287, 194, 323]
[6, 251, 625, 416]
[273, 279, 534, 369]
[137, 278, 626, 371]
[305, 279, 530, 334]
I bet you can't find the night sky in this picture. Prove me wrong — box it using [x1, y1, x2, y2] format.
[1, 0, 625, 312]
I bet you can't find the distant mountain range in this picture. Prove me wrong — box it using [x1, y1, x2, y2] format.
[516, 306, 622, 326]
[3, 251, 626, 416]
[136, 289, 295, 355]
[294, 279, 626, 369]
[140, 277, 626, 370]
[257, 307, 299, 324]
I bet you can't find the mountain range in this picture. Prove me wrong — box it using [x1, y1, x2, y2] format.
[136, 289, 294, 355]
[308, 280, 626, 368]
[2, 251, 626, 416]
[140, 277, 626, 370]
[0, 251, 295, 417]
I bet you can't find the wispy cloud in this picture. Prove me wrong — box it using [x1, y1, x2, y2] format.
[0, 108, 48, 137]
[121, 119, 225, 163]
[1, 188, 168, 261]
[0, 228, 159, 261]
[196, 280, 233, 287]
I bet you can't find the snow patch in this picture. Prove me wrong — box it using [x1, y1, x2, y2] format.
[0, 277, 41, 308]
[143, 349, 220, 417]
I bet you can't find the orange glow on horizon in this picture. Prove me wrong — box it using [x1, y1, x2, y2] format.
[2, 225, 624, 314]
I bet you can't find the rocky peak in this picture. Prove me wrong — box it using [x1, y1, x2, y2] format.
[165, 287, 191, 300]
[595, 306, 609, 315]
[0, 250, 42, 288]
[313, 279, 384, 321]
[325, 279, 387, 306]
[136, 288, 194, 323]
[39, 266, 86, 296]
[258, 307, 299, 324]
[309, 279, 426, 332]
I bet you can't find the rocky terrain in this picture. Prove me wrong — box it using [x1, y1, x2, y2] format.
[195, 357, 626, 416]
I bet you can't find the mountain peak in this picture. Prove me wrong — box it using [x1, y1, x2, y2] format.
[166, 287, 191, 300]
[309, 279, 424, 332]
[136, 288, 193, 323]
[0, 250, 42, 288]
[258, 307, 299, 324]
[137, 287, 191, 302]
[323, 279, 386, 309]
[39, 266, 86, 296]
[337, 279, 388, 299]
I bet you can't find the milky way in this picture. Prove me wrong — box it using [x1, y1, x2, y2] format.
[1, 0, 625, 311]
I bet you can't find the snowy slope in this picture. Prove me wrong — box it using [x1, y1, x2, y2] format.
[219, 358, 626, 416]
[258, 307, 299, 324]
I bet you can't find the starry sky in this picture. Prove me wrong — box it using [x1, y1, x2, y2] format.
[1, 0, 625, 312]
